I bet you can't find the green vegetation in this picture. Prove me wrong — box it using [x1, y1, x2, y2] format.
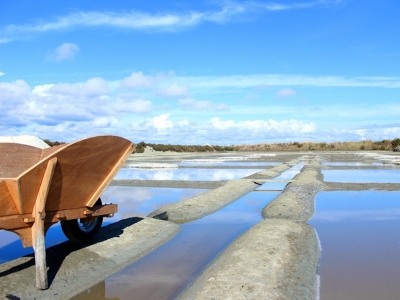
[133, 138, 400, 153]
[42, 139, 66, 147]
[133, 142, 235, 153]
[236, 139, 397, 152]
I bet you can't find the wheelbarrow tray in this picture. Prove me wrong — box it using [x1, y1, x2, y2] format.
[0, 135, 134, 289]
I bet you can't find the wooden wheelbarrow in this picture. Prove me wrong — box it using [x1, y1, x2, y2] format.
[0, 135, 134, 289]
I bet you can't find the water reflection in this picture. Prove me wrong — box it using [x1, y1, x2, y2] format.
[101, 187, 207, 222]
[0, 188, 206, 264]
[322, 170, 400, 183]
[322, 162, 389, 166]
[72, 192, 279, 300]
[274, 163, 303, 180]
[0, 224, 68, 264]
[178, 161, 280, 167]
[255, 181, 288, 191]
[114, 168, 264, 181]
[309, 191, 400, 300]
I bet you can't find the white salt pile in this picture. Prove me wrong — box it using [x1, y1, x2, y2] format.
[0, 135, 50, 149]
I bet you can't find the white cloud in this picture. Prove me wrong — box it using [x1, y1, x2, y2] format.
[210, 117, 316, 134]
[179, 98, 229, 111]
[121, 72, 155, 89]
[158, 83, 190, 98]
[115, 99, 153, 113]
[1, 1, 341, 40]
[2, 70, 400, 145]
[179, 74, 400, 89]
[0, 80, 31, 111]
[48, 77, 110, 97]
[0, 72, 4, 76]
[152, 113, 173, 131]
[48, 43, 80, 61]
[131, 113, 173, 133]
[93, 117, 119, 127]
[210, 118, 236, 130]
[276, 88, 297, 98]
[0, 38, 11, 44]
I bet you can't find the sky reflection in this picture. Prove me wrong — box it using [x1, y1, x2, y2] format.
[0, 187, 207, 264]
[322, 170, 400, 183]
[114, 168, 264, 181]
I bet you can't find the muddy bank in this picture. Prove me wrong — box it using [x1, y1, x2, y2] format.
[262, 161, 327, 221]
[179, 219, 319, 300]
[0, 218, 180, 300]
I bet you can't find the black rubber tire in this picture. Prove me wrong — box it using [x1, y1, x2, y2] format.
[61, 199, 103, 244]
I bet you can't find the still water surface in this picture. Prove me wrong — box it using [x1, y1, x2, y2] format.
[322, 170, 400, 183]
[322, 162, 390, 166]
[178, 161, 280, 167]
[73, 191, 279, 300]
[309, 191, 400, 300]
[0, 188, 206, 264]
[114, 168, 264, 180]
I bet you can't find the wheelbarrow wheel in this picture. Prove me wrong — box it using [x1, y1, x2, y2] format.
[61, 199, 103, 244]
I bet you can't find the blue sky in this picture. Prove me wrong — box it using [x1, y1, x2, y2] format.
[1, 0, 399, 145]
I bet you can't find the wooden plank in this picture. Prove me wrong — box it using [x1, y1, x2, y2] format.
[86, 143, 134, 207]
[5, 178, 23, 214]
[31, 157, 57, 290]
[0, 204, 118, 230]
[0, 180, 19, 216]
[14, 135, 133, 214]
[0, 143, 42, 178]
[39, 144, 67, 160]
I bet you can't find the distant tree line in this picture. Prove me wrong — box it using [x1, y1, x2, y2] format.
[134, 138, 400, 153]
[134, 141, 235, 153]
[42, 139, 66, 147]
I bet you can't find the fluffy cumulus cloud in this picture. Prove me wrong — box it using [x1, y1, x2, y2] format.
[46, 77, 110, 97]
[115, 99, 153, 113]
[276, 88, 296, 98]
[132, 113, 173, 133]
[178, 98, 229, 111]
[157, 83, 190, 98]
[48, 43, 80, 61]
[0, 80, 31, 123]
[0, 75, 157, 139]
[210, 117, 316, 134]
[3, 71, 400, 144]
[120, 72, 155, 89]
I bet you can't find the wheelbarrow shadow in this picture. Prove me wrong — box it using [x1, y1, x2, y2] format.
[0, 217, 144, 287]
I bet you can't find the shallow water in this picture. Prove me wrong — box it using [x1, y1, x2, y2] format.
[255, 181, 288, 191]
[178, 161, 280, 167]
[101, 187, 207, 223]
[322, 170, 400, 183]
[322, 161, 390, 166]
[0, 187, 206, 264]
[309, 191, 400, 300]
[273, 163, 303, 180]
[114, 168, 264, 180]
[72, 191, 279, 300]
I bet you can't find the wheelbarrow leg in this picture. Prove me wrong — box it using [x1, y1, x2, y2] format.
[31, 157, 57, 290]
